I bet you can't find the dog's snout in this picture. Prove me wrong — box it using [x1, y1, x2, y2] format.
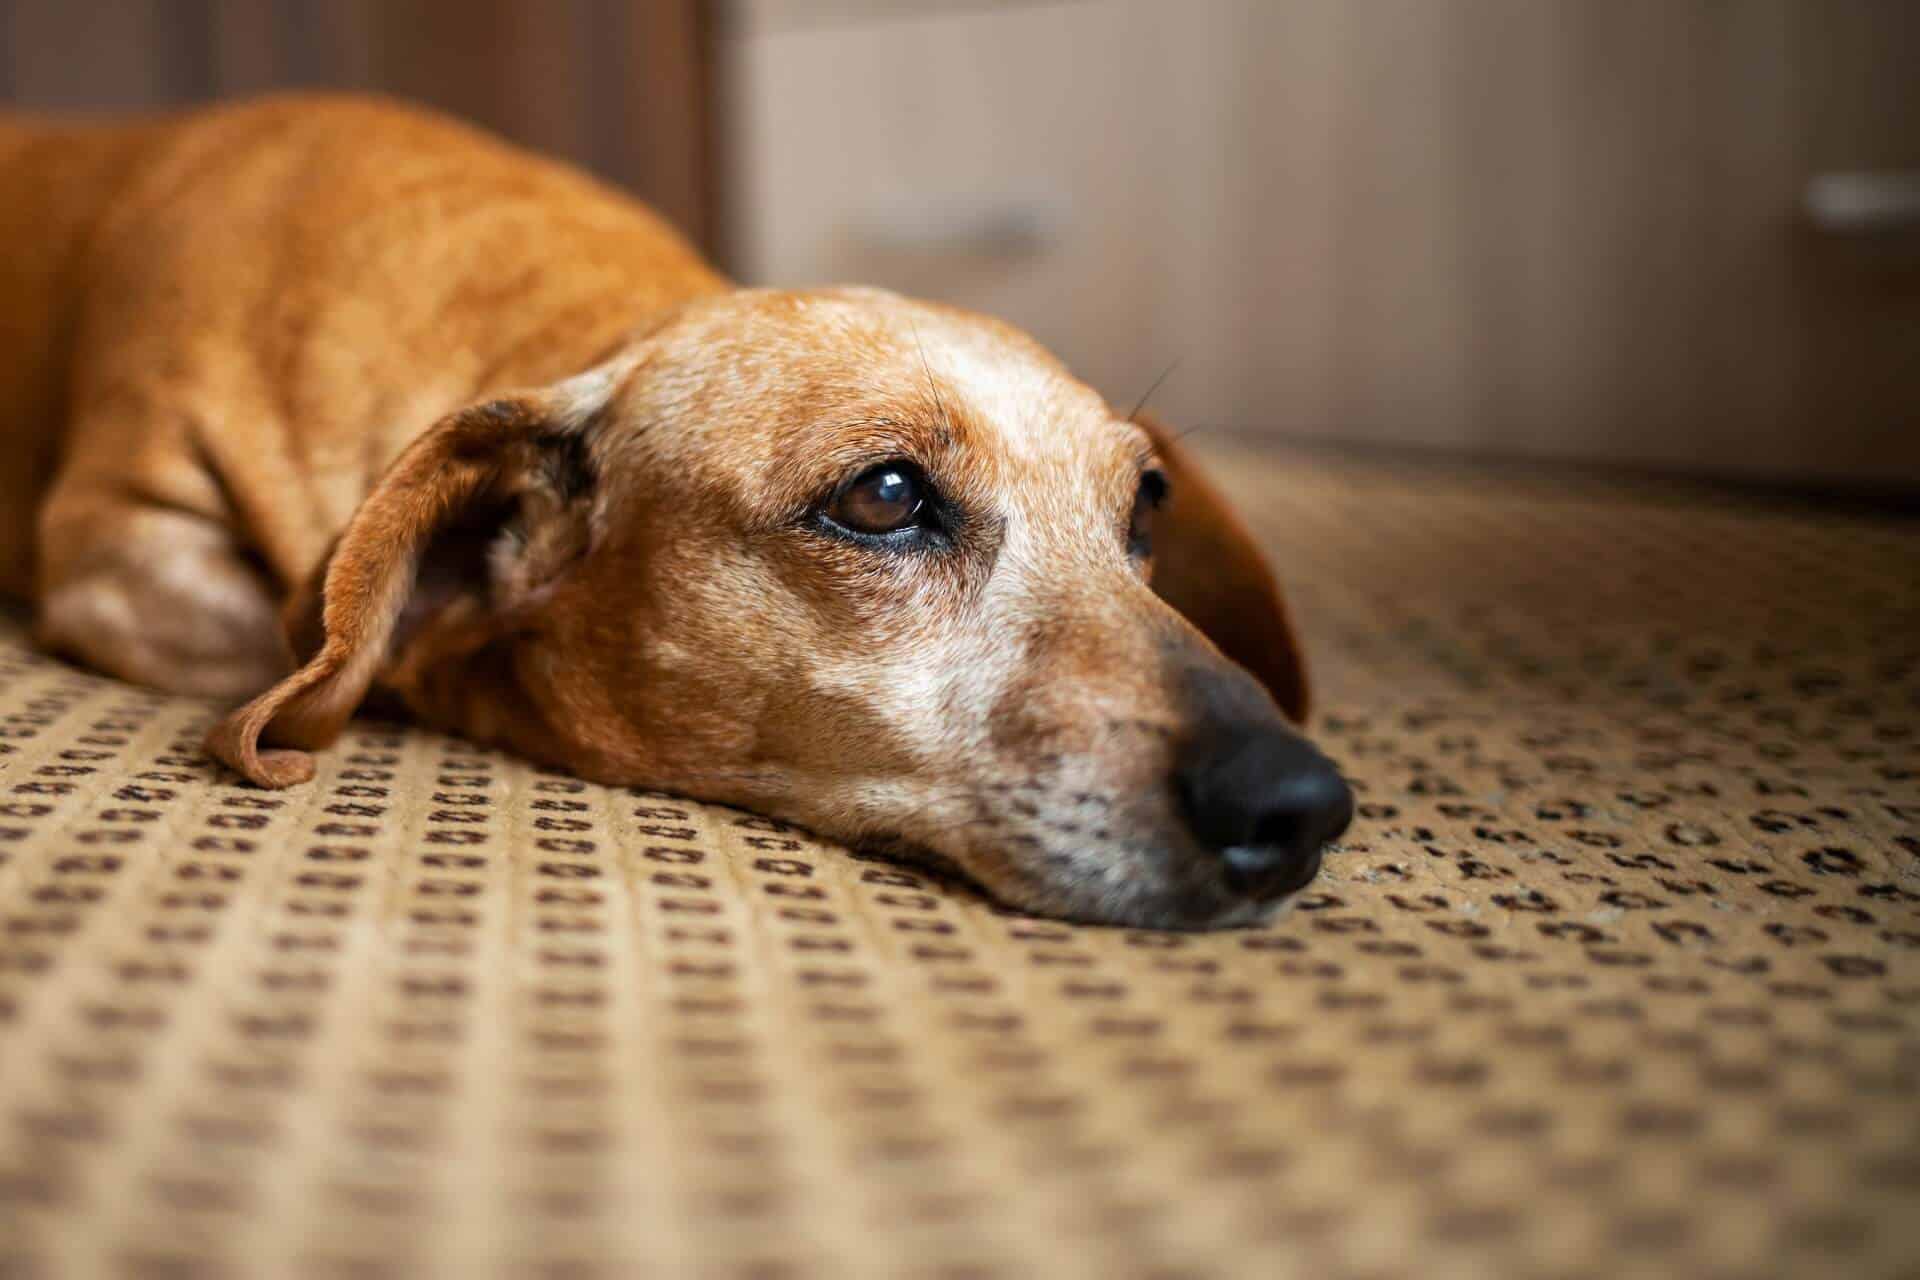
[1175, 726, 1352, 902]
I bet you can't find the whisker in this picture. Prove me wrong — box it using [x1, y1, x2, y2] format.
[910, 318, 950, 432]
[1126, 357, 1182, 424]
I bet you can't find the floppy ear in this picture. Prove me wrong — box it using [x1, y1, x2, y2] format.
[1135, 412, 1310, 723]
[205, 361, 627, 787]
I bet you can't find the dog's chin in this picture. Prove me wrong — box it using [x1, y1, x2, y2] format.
[1004, 879, 1292, 932]
[853, 833, 1298, 931]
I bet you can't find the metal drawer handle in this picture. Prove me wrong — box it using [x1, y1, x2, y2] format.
[1804, 172, 1920, 233]
[851, 195, 1065, 258]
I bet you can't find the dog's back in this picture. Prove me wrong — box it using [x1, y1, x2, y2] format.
[0, 94, 723, 604]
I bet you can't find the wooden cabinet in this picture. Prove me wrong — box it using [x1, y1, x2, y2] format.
[725, 0, 1920, 486]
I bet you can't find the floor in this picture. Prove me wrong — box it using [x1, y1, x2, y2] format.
[0, 445, 1915, 1278]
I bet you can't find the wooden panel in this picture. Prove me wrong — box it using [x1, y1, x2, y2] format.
[612, 0, 719, 257]
[0, 0, 212, 109]
[725, 0, 1920, 485]
[0, 0, 718, 252]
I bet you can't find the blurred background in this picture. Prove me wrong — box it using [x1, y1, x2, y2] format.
[2, 0, 1915, 490]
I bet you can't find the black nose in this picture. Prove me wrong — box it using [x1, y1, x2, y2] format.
[1175, 726, 1353, 901]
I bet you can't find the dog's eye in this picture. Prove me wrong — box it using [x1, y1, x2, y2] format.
[1129, 468, 1169, 558]
[830, 463, 927, 535]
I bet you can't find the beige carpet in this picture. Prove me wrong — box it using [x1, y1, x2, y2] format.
[0, 446, 1915, 1278]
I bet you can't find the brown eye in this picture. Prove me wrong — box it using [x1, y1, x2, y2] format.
[830, 463, 926, 535]
[1129, 468, 1169, 557]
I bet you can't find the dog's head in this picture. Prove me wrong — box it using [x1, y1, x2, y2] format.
[209, 288, 1350, 928]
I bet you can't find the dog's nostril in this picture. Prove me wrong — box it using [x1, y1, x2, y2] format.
[1221, 841, 1320, 898]
[1255, 763, 1354, 851]
[1176, 724, 1353, 902]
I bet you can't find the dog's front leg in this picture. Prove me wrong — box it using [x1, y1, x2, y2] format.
[35, 488, 288, 699]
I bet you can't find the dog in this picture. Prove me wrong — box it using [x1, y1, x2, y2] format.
[0, 94, 1351, 928]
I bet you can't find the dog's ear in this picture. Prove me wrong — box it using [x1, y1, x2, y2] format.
[206, 360, 630, 787]
[1134, 412, 1310, 723]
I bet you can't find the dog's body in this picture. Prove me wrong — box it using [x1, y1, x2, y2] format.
[1, 94, 1349, 928]
[3, 96, 722, 691]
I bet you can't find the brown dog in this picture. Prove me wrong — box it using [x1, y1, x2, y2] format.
[0, 94, 1349, 928]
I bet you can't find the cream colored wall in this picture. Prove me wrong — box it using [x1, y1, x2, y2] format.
[723, 1, 1920, 485]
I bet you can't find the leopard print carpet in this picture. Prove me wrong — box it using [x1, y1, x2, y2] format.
[0, 447, 1914, 1278]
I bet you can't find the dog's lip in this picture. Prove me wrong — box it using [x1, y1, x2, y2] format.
[1087, 841, 1335, 929]
[850, 818, 1326, 931]
[1007, 868, 1300, 932]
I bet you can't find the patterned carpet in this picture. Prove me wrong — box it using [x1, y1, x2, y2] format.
[0, 446, 1915, 1278]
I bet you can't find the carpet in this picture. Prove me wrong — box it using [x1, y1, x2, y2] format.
[0, 446, 1915, 1278]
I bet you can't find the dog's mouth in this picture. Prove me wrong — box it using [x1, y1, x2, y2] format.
[851, 831, 979, 889]
[846, 822, 1327, 931]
